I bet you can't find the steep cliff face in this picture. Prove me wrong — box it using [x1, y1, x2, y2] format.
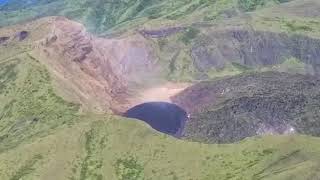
[32, 17, 159, 112]
[173, 72, 320, 143]
[191, 29, 320, 76]
[32, 17, 122, 112]
[148, 24, 320, 81]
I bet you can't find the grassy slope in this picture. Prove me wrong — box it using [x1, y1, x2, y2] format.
[0, 53, 79, 153]
[2, 112, 320, 180]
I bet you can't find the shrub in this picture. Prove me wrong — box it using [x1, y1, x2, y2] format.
[180, 27, 200, 44]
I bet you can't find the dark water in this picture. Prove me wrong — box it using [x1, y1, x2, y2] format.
[124, 102, 188, 136]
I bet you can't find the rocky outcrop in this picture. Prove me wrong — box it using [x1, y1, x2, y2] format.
[140, 27, 185, 38]
[173, 72, 320, 143]
[0, 36, 9, 44]
[0, 31, 29, 45]
[16, 31, 29, 41]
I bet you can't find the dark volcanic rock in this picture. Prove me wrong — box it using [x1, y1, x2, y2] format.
[173, 72, 320, 143]
[16, 31, 29, 41]
[140, 27, 185, 38]
[0, 36, 9, 44]
[124, 102, 188, 136]
[191, 29, 320, 74]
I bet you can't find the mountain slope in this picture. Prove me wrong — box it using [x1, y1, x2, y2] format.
[2, 0, 320, 83]
[0, 16, 319, 180]
[2, 113, 320, 180]
[1, 23, 320, 179]
[1, 44, 320, 179]
[1, 0, 320, 180]
[0, 0, 294, 34]
[0, 16, 164, 113]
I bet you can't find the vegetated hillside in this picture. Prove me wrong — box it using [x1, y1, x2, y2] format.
[0, 53, 320, 180]
[2, 113, 320, 180]
[0, 0, 293, 33]
[1, 0, 319, 83]
[173, 72, 320, 143]
[0, 0, 235, 33]
[139, 0, 320, 82]
[0, 53, 79, 153]
[153, 26, 320, 81]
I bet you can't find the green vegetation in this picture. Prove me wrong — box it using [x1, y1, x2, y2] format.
[206, 62, 252, 79]
[167, 50, 198, 82]
[0, 54, 79, 152]
[0, 51, 319, 180]
[0, 59, 18, 94]
[0, 58, 319, 179]
[1, 114, 320, 179]
[79, 128, 104, 180]
[252, 11, 320, 38]
[238, 0, 291, 11]
[155, 33, 199, 82]
[115, 156, 144, 180]
[0, 0, 236, 34]
[9, 154, 43, 180]
[239, 0, 267, 11]
[179, 27, 200, 45]
[260, 57, 308, 74]
[284, 21, 313, 32]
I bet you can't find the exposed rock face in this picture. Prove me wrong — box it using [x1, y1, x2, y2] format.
[0, 31, 29, 44]
[0, 36, 9, 44]
[31, 17, 157, 112]
[16, 31, 29, 41]
[173, 72, 320, 143]
[140, 27, 185, 38]
[192, 29, 320, 74]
